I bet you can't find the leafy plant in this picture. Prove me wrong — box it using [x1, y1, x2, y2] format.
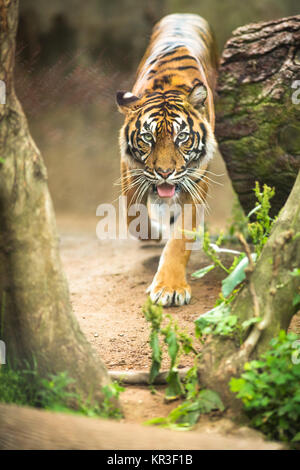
[192, 183, 275, 289]
[143, 182, 280, 433]
[247, 182, 276, 257]
[290, 268, 300, 309]
[146, 387, 224, 430]
[78, 381, 124, 419]
[143, 298, 163, 385]
[192, 183, 275, 342]
[229, 331, 300, 444]
[0, 362, 124, 419]
[195, 300, 261, 343]
[143, 299, 224, 428]
[143, 298, 198, 400]
[221, 253, 257, 298]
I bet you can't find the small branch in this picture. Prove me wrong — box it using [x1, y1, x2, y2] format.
[237, 233, 260, 317]
[108, 368, 189, 385]
[237, 233, 254, 271]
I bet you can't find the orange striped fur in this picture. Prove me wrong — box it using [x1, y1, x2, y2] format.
[116, 14, 218, 307]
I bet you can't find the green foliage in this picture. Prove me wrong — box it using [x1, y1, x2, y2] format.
[143, 299, 224, 428]
[78, 381, 124, 419]
[191, 264, 214, 279]
[221, 253, 257, 298]
[191, 182, 276, 343]
[290, 268, 300, 309]
[162, 319, 184, 400]
[0, 362, 124, 419]
[247, 182, 276, 257]
[195, 302, 237, 338]
[202, 230, 230, 274]
[143, 298, 163, 385]
[195, 300, 261, 343]
[143, 298, 197, 399]
[229, 331, 300, 444]
[146, 388, 224, 430]
[227, 182, 276, 256]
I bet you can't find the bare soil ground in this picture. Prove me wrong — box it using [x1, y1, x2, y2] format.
[56, 214, 298, 447]
[57, 215, 226, 423]
[58, 215, 223, 372]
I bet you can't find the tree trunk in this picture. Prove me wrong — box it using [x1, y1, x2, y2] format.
[0, 403, 283, 450]
[216, 15, 300, 217]
[198, 170, 300, 406]
[0, 0, 111, 404]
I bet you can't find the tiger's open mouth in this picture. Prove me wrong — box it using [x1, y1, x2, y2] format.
[153, 183, 179, 198]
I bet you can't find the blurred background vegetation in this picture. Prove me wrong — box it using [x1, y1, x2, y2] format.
[16, 0, 300, 228]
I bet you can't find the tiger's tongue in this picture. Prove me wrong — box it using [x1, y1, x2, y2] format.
[157, 183, 175, 198]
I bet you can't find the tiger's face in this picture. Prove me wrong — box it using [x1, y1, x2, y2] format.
[117, 84, 217, 200]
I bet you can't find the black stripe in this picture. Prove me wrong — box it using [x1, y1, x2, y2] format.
[158, 55, 198, 67]
[160, 46, 184, 58]
[200, 123, 207, 147]
[177, 65, 199, 71]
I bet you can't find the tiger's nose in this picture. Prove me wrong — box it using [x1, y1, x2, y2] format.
[156, 168, 173, 179]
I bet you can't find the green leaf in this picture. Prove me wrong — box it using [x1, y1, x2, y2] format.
[149, 331, 162, 384]
[222, 253, 257, 298]
[293, 293, 300, 307]
[241, 317, 262, 330]
[144, 416, 168, 426]
[197, 389, 225, 413]
[191, 264, 215, 279]
[165, 368, 184, 400]
[164, 329, 179, 368]
[229, 377, 246, 393]
[292, 432, 300, 442]
[290, 268, 300, 278]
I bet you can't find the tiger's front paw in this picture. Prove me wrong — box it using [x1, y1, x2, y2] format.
[147, 276, 191, 307]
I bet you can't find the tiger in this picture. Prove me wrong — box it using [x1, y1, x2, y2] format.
[116, 13, 218, 307]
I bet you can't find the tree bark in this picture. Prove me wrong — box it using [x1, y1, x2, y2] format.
[198, 170, 300, 406]
[216, 15, 300, 216]
[0, 0, 111, 404]
[0, 403, 283, 450]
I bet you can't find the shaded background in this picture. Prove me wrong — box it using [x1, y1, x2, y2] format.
[16, 0, 300, 229]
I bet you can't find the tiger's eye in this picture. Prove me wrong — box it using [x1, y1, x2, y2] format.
[142, 132, 153, 143]
[176, 132, 189, 142]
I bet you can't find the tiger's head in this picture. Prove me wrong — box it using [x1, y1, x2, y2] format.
[117, 83, 217, 201]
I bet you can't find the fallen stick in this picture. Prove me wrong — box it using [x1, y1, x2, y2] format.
[108, 368, 189, 385]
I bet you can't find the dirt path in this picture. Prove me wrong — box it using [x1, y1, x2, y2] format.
[57, 215, 287, 446]
[57, 215, 225, 421]
[58, 215, 222, 373]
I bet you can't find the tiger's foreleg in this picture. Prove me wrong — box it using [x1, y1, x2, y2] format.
[147, 186, 207, 307]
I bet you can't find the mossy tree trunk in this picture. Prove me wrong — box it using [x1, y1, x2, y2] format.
[198, 170, 300, 406]
[216, 15, 300, 217]
[0, 0, 111, 405]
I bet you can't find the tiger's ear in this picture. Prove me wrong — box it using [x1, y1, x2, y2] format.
[188, 83, 207, 109]
[116, 90, 140, 114]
